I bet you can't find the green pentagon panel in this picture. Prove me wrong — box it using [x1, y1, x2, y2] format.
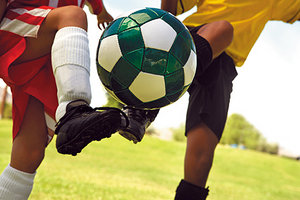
[111, 57, 140, 88]
[142, 48, 168, 75]
[123, 48, 144, 70]
[129, 8, 159, 25]
[140, 97, 171, 109]
[165, 69, 184, 95]
[170, 31, 191, 65]
[119, 17, 139, 33]
[166, 89, 182, 102]
[115, 89, 143, 107]
[161, 13, 186, 34]
[110, 76, 127, 92]
[147, 7, 168, 18]
[118, 27, 144, 55]
[180, 29, 195, 52]
[101, 17, 125, 39]
[166, 53, 183, 75]
[97, 64, 111, 88]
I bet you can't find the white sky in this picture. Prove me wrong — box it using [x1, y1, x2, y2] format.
[1, 0, 299, 155]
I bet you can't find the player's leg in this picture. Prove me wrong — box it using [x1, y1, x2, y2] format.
[174, 21, 235, 200]
[0, 96, 48, 199]
[15, 6, 127, 155]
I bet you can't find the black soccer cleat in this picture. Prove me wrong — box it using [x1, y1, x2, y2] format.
[55, 100, 128, 156]
[119, 107, 159, 144]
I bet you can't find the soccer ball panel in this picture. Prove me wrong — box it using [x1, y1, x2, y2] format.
[142, 48, 168, 75]
[128, 8, 160, 25]
[183, 50, 197, 86]
[170, 31, 191, 65]
[147, 7, 168, 18]
[166, 53, 183, 74]
[118, 27, 145, 55]
[140, 18, 177, 52]
[161, 12, 186, 34]
[119, 17, 139, 33]
[165, 69, 184, 94]
[123, 48, 144, 70]
[139, 97, 171, 109]
[111, 57, 140, 88]
[97, 64, 110, 88]
[129, 72, 166, 102]
[98, 35, 122, 72]
[101, 18, 124, 39]
[116, 89, 143, 106]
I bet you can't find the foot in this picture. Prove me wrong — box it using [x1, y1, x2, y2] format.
[55, 100, 128, 156]
[119, 107, 159, 144]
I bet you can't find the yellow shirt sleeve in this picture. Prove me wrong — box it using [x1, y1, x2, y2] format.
[271, 0, 300, 23]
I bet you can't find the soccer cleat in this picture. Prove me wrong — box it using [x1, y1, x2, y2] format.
[119, 107, 159, 144]
[55, 100, 128, 156]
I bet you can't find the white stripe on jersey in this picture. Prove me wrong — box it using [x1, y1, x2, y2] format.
[11, 8, 52, 17]
[0, 18, 40, 37]
[78, 0, 83, 7]
[0, 8, 52, 37]
[48, 0, 59, 7]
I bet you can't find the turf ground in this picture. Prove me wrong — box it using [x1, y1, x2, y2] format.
[0, 119, 300, 200]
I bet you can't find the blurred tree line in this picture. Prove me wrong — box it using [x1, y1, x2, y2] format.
[171, 113, 278, 155]
[220, 113, 278, 154]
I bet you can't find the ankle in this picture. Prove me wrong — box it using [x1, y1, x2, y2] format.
[174, 179, 209, 200]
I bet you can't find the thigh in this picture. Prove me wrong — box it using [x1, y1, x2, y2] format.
[14, 6, 87, 64]
[186, 53, 237, 140]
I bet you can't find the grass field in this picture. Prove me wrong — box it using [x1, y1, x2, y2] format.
[0, 119, 300, 200]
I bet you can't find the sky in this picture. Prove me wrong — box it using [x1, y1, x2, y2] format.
[1, 0, 300, 155]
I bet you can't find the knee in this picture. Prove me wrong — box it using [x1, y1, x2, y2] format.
[215, 20, 234, 43]
[55, 6, 87, 30]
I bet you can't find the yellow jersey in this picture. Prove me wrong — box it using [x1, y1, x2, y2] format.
[179, 0, 300, 66]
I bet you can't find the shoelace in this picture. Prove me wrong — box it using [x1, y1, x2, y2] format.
[55, 106, 129, 133]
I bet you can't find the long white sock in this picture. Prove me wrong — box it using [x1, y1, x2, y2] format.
[0, 165, 36, 200]
[51, 26, 92, 121]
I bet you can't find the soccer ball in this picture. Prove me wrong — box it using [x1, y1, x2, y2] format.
[96, 7, 197, 109]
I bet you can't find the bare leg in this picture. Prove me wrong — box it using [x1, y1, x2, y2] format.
[197, 20, 233, 59]
[10, 96, 48, 173]
[0, 96, 47, 199]
[184, 123, 219, 187]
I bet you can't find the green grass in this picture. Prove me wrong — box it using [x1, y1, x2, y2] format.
[0, 119, 300, 200]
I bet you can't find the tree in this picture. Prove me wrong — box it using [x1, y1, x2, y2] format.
[221, 113, 264, 150]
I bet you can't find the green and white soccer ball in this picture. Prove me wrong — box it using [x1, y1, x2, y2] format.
[96, 7, 197, 109]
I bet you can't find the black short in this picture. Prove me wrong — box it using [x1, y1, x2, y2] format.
[185, 27, 237, 140]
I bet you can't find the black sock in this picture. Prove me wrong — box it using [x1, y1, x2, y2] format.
[174, 179, 209, 200]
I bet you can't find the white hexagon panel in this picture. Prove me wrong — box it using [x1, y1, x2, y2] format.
[129, 72, 166, 102]
[183, 50, 197, 86]
[97, 35, 122, 72]
[140, 18, 177, 52]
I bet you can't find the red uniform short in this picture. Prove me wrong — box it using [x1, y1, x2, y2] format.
[0, 0, 103, 139]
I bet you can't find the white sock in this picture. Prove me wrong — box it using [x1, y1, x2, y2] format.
[0, 165, 36, 200]
[51, 26, 92, 121]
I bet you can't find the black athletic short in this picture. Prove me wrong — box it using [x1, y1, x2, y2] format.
[185, 26, 238, 140]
